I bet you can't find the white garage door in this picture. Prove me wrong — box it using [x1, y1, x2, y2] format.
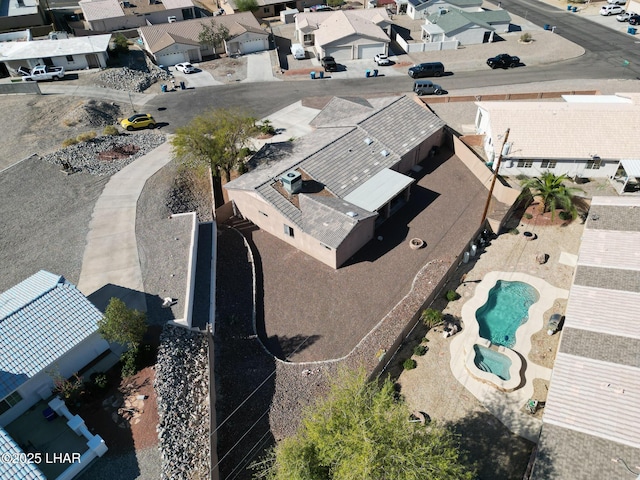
[357, 43, 384, 60]
[156, 52, 188, 66]
[241, 38, 266, 55]
[325, 46, 352, 61]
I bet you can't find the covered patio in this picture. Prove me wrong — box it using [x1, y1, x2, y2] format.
[610, 159, 640, 194]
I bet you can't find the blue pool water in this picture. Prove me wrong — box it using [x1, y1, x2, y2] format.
[473, 344, 511, 381]
[475, 280, 539, 348]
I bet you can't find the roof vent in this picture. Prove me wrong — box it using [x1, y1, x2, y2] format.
[364, 137, 373, 145]
[280, 170, 302, 194]
[380, 150, 389, 157]
[501, 142, 511, 156]
[346, 211, 358, 217]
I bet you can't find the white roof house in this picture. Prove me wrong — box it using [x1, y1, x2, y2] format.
[80, 0, 196, 32]
[474, 95, 640, 180]
[532, 196, 640, 478]
[0, 0, 47, 34]
[0, 35, 112, 74]
[295, 9, 391, 60]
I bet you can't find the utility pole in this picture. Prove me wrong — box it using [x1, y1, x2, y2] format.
[480, 128, 510, 226]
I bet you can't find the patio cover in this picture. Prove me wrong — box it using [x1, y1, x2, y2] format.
[343, 168, 414, 212]
[620, 159, 640, 177]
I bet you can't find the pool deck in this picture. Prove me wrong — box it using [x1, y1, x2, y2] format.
[450, 271, 569, 441]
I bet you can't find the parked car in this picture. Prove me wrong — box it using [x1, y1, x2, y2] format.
[600, 4, 624, 15]
[120, 114, 156, 131]
[374, 53, 391, 66]
[607, 0, 626, 5]
[175, 62, 195, 74]
[617, 11, 635, 21]
[407, 62, 444, 78]
[486, 53, 520, 69]
[321, 56, 338, 72]
[630, 14, 640, 24]
[412, 79, 447, 96]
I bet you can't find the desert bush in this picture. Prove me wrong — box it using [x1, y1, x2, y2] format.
[120, 347, 139, 378]
[510, 228, 520, 235]
[62, 138, 79, 147]
[445, 290, 460, 301]
[76, 131, 97, 142]
[63, 118, 77, 127]
[420, 308, 443, 328]
[520, 33, 532, 43]
[403, 358, 417, 370]
[103, 125, 119, 136]
[413, 345, 427, 356]
[524, 213, 533, 219]
[91, 372, 109, 389]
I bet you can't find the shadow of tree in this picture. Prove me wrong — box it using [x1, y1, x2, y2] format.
[266, 334, 322, 360]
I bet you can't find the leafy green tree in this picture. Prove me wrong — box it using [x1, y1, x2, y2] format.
[98, 297, 147, 348]
[327, 0, 343, 7]
[112, 33, 129, 54]
[171, 108, 256, 207]
[520, 172, 584, 219]
[198, 20, 230, 57]
[236, 0, 258, 11]
[253, 369, 474, 480]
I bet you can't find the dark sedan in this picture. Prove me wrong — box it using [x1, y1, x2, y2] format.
[486, 53, 521, 69]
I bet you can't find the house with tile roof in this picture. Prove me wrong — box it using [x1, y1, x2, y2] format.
[393, 0, 481, 19]
[138, 13, 269, 65]
[474, 95, 640, 182]
[222, 0, 319, 19]
[79, 0, 196, 32]
[0, 270, 109, 426]
[294, 9, 391, 60]
[424, 7, 511, 44]
[531, 196, 640, 479]
[0, 34, 111, 76]
[224, 95, 445, 268]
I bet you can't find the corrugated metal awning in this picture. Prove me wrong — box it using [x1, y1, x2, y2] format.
[620, 159, 640, 177]
[343, 168, 414, 213]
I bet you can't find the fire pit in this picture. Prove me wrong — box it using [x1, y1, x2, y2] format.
[409, 238, 425, 249]
[523, 231, 537, 241]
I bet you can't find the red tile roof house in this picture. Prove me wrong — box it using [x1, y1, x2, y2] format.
[138, 12, 270, 65]
[0, 271, 111, 479]
[224, 95, 445, 269]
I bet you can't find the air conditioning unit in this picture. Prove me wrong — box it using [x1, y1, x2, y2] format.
[281, 170, 302, 194]
[168, 15, 177, 22]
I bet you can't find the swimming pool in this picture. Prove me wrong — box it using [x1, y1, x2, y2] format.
[473, 344, 511, 381]
[475, 280, 539, 348]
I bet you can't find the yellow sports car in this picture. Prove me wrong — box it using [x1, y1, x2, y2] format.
[120, 113, 156, 131]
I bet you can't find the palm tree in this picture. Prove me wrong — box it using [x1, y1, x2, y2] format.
[520, 172, 584, 220]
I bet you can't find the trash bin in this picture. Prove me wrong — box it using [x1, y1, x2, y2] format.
[319, 71, 324, 79]
[543, 24, 550, 30]
[365, 69, 371, 78]
[566, 5, 571, 10]
[180, 81, 186, 90]
[628, 26, 637, 34]
[572, 6, 577, 12]
[310, 71, 316, 79]
[373, 69, 378, 77]
[161, 84, 167, 93]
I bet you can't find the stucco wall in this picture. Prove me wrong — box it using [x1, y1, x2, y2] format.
[396, 129, 444, 173]
[499, 159, 619, 179]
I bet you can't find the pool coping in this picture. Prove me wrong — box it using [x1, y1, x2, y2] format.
[449, 271, 569, 442]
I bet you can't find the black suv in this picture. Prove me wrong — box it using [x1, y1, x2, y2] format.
[407, 62, 444, 78]
[321, 56, 338, 72]
[486, 53, 521, 69]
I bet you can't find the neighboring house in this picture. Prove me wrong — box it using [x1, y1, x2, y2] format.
[79, 0, 196, 32]
[474, 95, 640, 180]
[0, 0, 47, 34]
[0, 34, 111, 76]
[295, 9, 391, 60]
[138, 12, 269, 65]
[222, 0, 319, 19]
[224, 95, 445, 269]
[424, 7, 511, 44]
[531, 196, 640, 479]
[0, 270, 110, 427]
[393, 0, 481, 19]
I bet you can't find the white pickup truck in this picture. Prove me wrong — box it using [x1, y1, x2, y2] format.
[18, 65, 65, 81]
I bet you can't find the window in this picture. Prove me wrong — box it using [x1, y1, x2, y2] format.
[284, 225, 294, 237]
[0, 391, 23, 415]
[540, 161, 557, 169]
[586, 158, 602, 169]
[66, 55, 74, 62]
[303, 33, 313, 43]
[517, 160, 533, 168]
[263, 7, 270, 13]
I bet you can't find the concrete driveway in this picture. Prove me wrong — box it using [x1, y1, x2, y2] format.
[243, 51, 281, 83]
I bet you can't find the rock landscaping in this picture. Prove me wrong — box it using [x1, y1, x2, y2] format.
[155, 324, 210, 480]
[40, 132, 166, 176]
[96, 65, 172, 93]
[62, 99, 122, 127]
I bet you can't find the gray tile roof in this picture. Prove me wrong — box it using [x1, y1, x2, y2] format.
[299, 194, 376, 248]
[559, 327, 640, 368]
[225, 95, 442, 241]
[0, 428, 46, 480]
[0, 271, 103, 399]
[586, 203, 640, 232]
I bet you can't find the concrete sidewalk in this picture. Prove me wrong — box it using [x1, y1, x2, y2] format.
[77, 140, 173, 311]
